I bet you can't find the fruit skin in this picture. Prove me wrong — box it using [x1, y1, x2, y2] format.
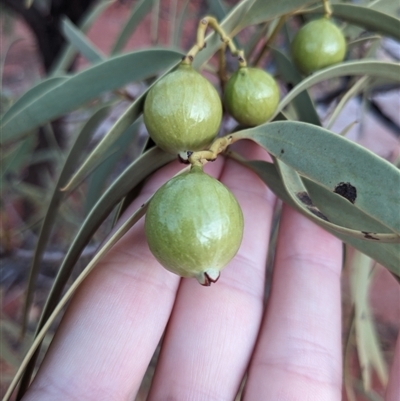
[223, 67, 279, 127]
[145, 166, 244, 285]
[143, 64, 223, 155]
[291, 17, 346, 74]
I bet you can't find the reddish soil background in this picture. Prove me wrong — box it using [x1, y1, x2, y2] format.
[1, 1, 399, 400]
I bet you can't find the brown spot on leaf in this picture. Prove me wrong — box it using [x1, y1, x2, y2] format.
[296, 191, 313, 206]
[362, 231, 380, 241]
[296, 192, 329, 221]
[280, 149, 285, 154]
[334, 182, 357, 204]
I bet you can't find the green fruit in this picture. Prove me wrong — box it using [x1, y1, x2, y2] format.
[291, 18, 346, 74]
[145, 166, 244, 286]
[223, 67, 279, 127]
[143, 64, 223, 155]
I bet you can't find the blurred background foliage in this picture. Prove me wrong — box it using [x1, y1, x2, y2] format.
[0, 0, 399, 399]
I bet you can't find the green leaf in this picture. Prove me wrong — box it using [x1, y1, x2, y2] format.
[326, 76, 370, 129]
[275, 158, 399, 242]
[20, 106, 111, 336]
[84, 118, 144, 215]
[320, 4, 400, 42]
[1, 77, 67, 125]
[233, 121, 400, 235]
[236, 0, 314, 31]
[60, 16, 105, 64]
[233, 158, 400, 277]
[350, 252, 389, 391]
[273, 60, 400, 121]
[1, 49, 183, 144]
[272, 48, 320, 125]
[111, 0, 155, 55]
[172, 0, 190, 47]
[1, 136, 36, 187]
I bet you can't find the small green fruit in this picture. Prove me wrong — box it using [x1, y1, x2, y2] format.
[223, 67, 279, 127]
[291, 18, 346, 74]
[143, 64, 223, 155]
[145, 166, 244, 286]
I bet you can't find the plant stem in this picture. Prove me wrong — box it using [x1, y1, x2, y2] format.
[253, 16, 286, 67]
[181, 16, 247, 68]
[322, 0, 332, 18]
[218, 43, 228, 91]
[188, 135, 236, 166]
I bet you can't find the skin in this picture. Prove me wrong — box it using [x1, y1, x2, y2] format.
[292, 18, 346, 74]
[224, 67, 280, 126]
[144, 64, 222, 154]
[22, 141, 400, 401]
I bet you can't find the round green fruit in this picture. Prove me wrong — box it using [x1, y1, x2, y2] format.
[145, 166, 244, 286]
[143, 64, 223, 155]
[223, 67, 279, 127]
[291, 18, 346, 74]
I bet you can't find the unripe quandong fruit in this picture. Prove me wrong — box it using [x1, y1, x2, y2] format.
[291, 18, 346, 74]
[145, 166, 244, 286]
[223, 67, 279, 127]
[143, 64, 223, 155]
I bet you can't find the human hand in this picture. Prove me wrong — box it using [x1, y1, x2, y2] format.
[22, 141, 400, 400]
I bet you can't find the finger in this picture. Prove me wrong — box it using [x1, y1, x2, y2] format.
[244, 204, 343, 400]
[386, 331, 400, 401]
[25, 158, 226, 401]
[148, 141, 277, 400]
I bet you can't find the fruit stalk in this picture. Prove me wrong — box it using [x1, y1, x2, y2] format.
[188, 135, 235, 167]
[322, 0, 332, 18]
[182, 16, 247, 68]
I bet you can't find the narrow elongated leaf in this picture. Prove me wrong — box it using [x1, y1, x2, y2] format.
[311, 4, 400, 42]
[1, 77, 67, 125]
[111, 0, 155, 55]
[351, 252, 388, 390]
[1, 49, 183, 144]
[236, 0, 314, 31]
[1, 136, 36, 186]
[20, 106, 111, 335]
[233, 121, 400, 235]
[172, 0, 190, 47]
[273, 61, 400, 121]
[233, 157, 400, 276]
[272, 48, 320, 125]
[84, 118, 143, 215]
[61, 17, 105, 64]
[326, 76, 370, 129]
[275, 158, 399, 242]
[62, 93, 147, 192]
